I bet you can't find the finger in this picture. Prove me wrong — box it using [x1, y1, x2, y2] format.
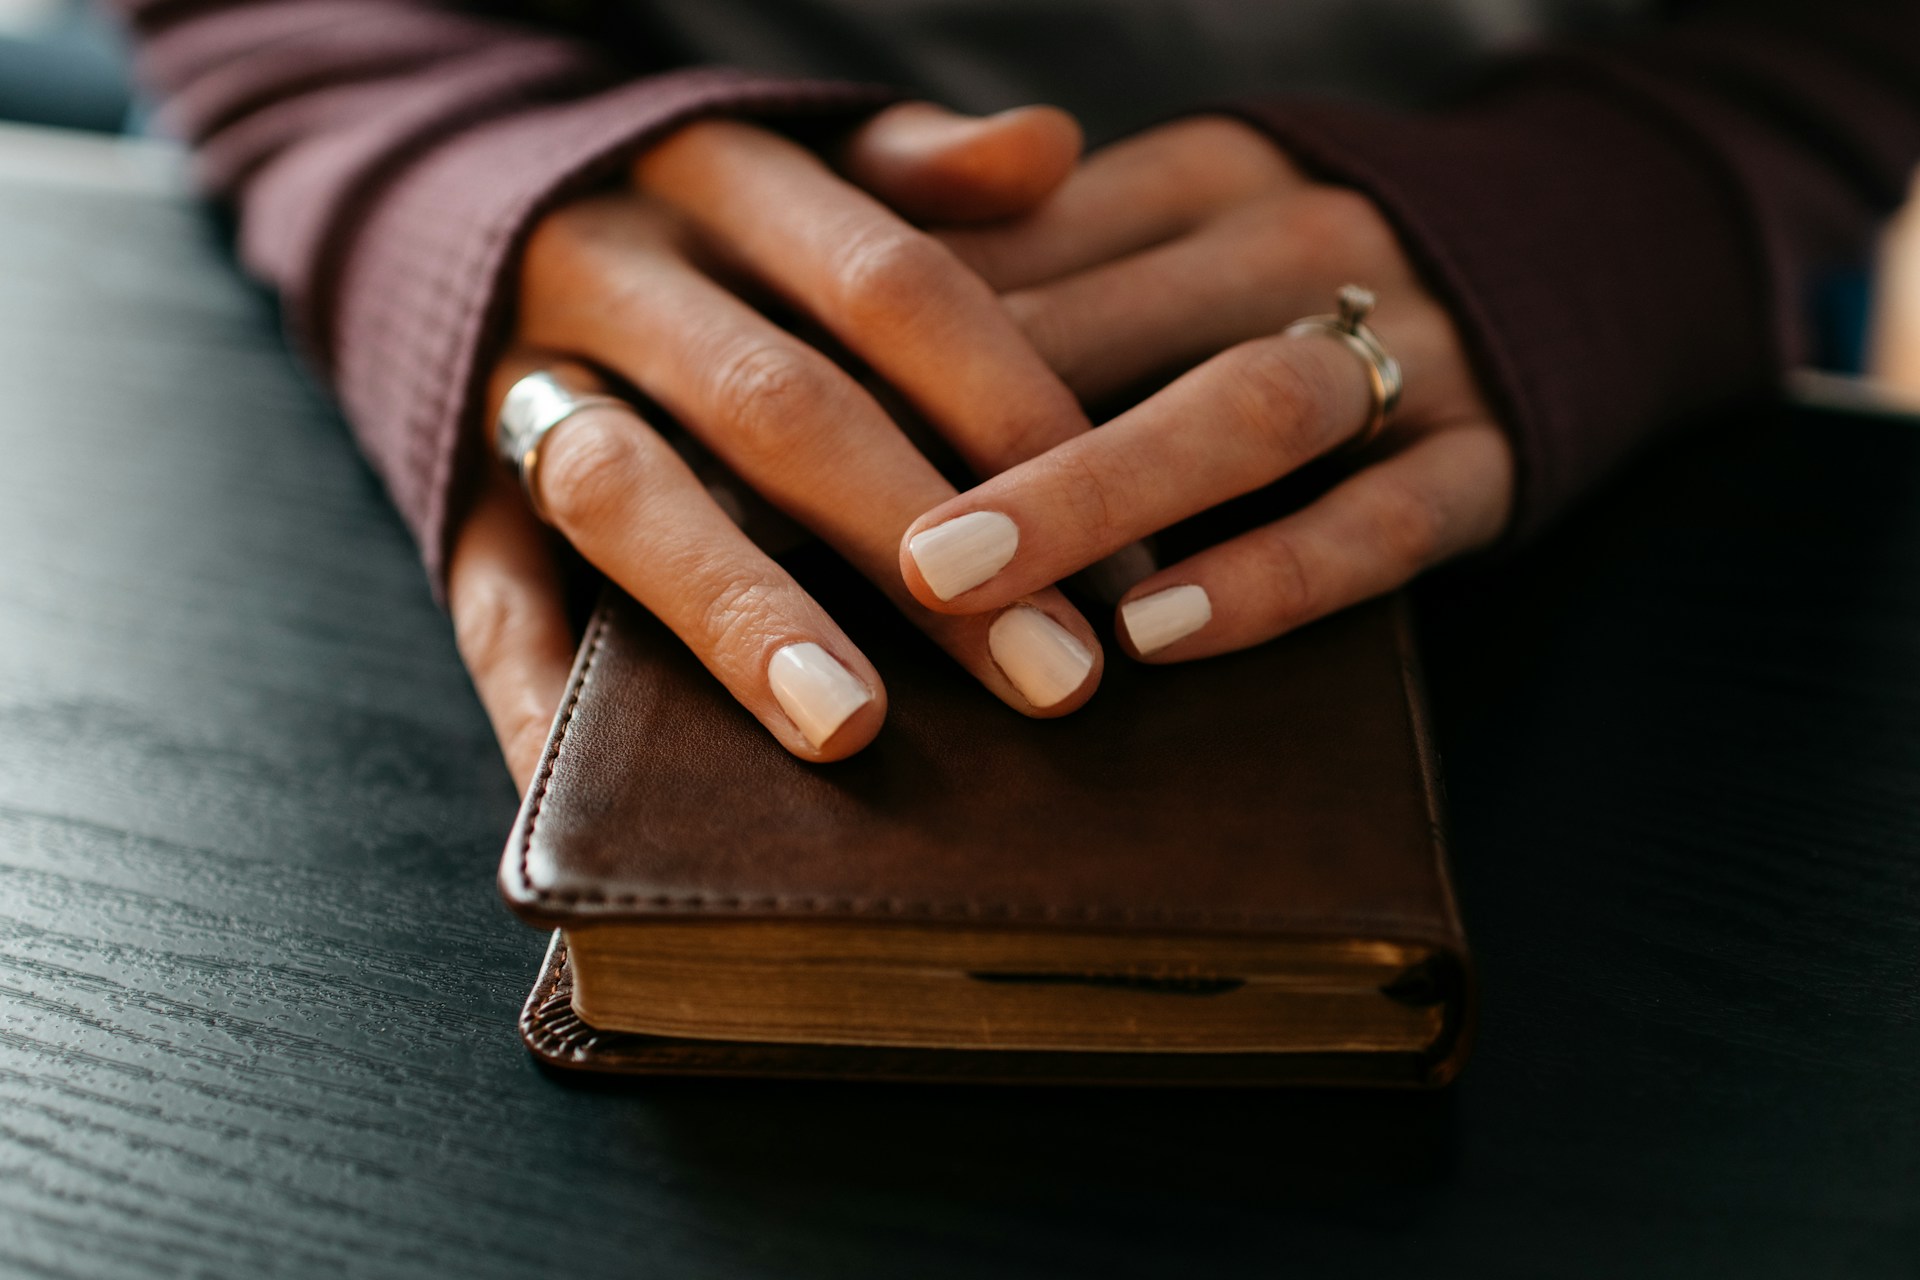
[838, 100, 1083, 224]
[1002, 192, 1451, 406]
[446, 461, 577, 794]
[490, 356, 890, 761]
[934, 115, 1303, 291]
[516, 213, 1104, 716]
[635, 120, 1090, 479]
[899, 328, 1382, 613]
[1115, 424, 1514, 661]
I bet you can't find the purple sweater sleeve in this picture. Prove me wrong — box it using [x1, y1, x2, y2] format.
[111, 0, 892, 590]
[1235, 1, 1920, 539]
[114, 1, 1920, 579]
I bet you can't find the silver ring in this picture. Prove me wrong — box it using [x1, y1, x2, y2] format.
[495, 365, 627, 523]
[1282, 284, 1403, 449]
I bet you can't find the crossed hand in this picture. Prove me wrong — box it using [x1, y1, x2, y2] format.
[448, 104, 1513, 786]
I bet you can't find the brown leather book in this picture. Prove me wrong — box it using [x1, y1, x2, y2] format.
[499, 554, 1472, 1086]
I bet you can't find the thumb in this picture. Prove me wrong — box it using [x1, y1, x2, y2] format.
[839, 101, 1083, 224]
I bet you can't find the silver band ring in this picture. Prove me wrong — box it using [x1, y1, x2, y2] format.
[1282, 284, 1403, 449]
[495, 365, 627, 523]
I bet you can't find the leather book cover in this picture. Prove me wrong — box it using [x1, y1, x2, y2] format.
[501, 552, 1472, 1086]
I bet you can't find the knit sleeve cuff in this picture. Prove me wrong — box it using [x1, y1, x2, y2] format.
[1228, 63, 1782, 542]
[317, 68, 897, 594]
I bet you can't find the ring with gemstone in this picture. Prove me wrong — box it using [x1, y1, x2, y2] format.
[1282, 284, 1404, 448]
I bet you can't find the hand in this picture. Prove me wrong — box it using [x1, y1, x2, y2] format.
[887, 116, 1515, 661]
[445, 104, 1105, 787]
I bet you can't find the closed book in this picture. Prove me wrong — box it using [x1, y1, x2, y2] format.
[500, 553, 1472, 1086]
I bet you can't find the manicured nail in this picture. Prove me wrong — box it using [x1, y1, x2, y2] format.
[908, 510, 1019, 601]
[988, 606, 1094, 709]
[768, 642, 873, 748]
[1120, 585, 1212, 656]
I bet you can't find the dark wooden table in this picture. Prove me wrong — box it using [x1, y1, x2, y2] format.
[1, 127, 1916, 1278]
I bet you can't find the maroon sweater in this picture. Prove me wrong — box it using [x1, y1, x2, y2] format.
[109, 0, 1920, 589]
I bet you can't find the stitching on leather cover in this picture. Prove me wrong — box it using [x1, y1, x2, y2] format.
[515, 601, 612, 903]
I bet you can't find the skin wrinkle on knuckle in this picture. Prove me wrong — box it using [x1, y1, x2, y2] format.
[697, 568, 787, 660]
[1043, 442, 1128, 551]
[1259, 532, 1317, 634]
[1224, 342, 1328, 468]
[534, 410, 646, 532]
[830, 227, 958, 330]
[709, 339, 841, 466]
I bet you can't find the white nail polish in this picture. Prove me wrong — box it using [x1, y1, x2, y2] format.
[768, 642, 873, 748]
[1120, 584, 1212, 656]
[988, 606, 1094, 709]
[908, 510, 1019, 601]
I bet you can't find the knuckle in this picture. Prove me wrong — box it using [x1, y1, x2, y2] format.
[520, 204, 583, 283]
[1261, 533, 1318, 628]
[520, 196, 617, 288]
[634, 117, 731, 183]
[831, 228, 955, 326]
[1223, 341, 1335, 464]
[699, 568, 783, 653]
[534, 409, 644, 529]
[1164, 116, 1293, 195]
[1049, 445, 1124, 545]
[710, 340, 839, 460]
[1284, 186, 1397, 263]
[1184, 115, 1262, 166]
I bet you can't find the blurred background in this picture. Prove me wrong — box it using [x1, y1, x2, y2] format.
[0, 0, 129, 133]
[0, 0, 1914, 398]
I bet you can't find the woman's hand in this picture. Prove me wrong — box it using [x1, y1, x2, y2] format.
[446, 104, 1105, 787]
[891, 116, 1515, 661]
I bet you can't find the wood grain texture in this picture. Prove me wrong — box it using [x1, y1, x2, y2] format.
[0, 141, 1916, 1278]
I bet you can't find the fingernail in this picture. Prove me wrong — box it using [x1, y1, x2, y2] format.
[908, 510, 1019, 601]
[1120, 585, 1212, 656]
[989, 606, 1094, 709]
[768, 642, 873, 748]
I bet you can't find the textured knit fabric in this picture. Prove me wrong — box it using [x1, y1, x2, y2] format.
[112, 1, 894, 588]
[105, 0, 1920, 584]
[1236, 6, 1920, 538]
